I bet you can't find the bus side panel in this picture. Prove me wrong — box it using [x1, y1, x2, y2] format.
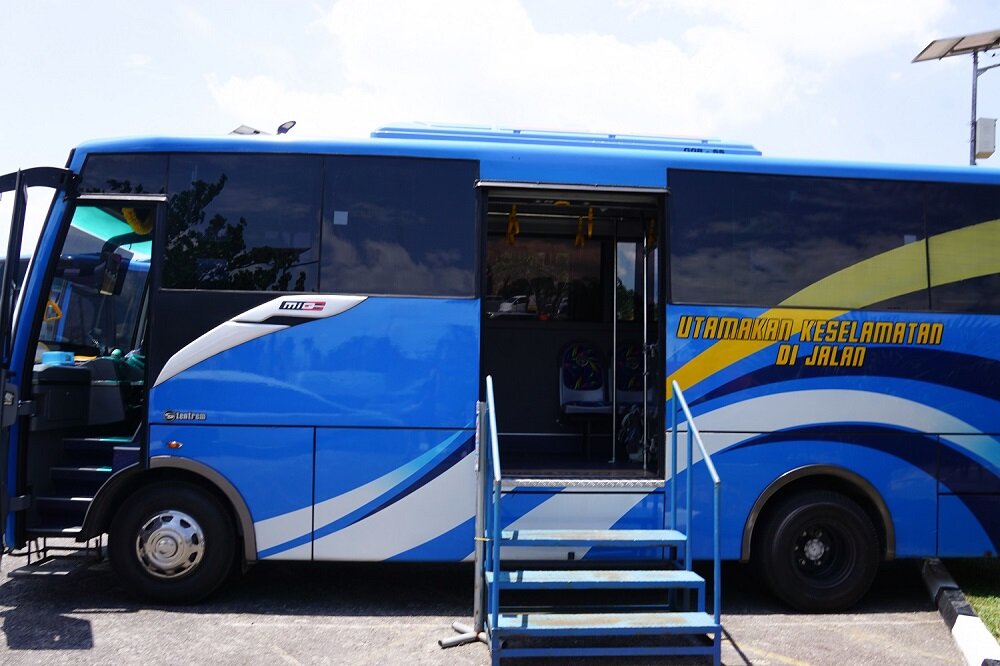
[666, 305, 1000, 560]
[149, 424, 314, 560]
[938, 434, 1000, 556]
[148, 297, 479, 561]
[938, 495, 1000, 557]
[312, 427, 476, 561]
[939, 434, 1000, 494]
[678, 437, 938, 560]
[149, 297, 479, 428]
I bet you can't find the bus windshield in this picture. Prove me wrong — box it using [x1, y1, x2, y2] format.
[36, 203, 151, 361]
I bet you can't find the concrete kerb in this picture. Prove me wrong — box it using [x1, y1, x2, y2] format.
[922, 558, 1000, 666]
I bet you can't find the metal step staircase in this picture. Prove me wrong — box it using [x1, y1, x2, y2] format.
[467, 377, 722, 664]
[31, 434, 137, 536]
[9, 432, 137, 578]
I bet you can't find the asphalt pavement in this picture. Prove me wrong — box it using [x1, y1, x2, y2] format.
[0, 544, 963, 665]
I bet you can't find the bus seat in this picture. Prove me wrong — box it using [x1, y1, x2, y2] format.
[84, 356, 127, 425]
[559, 341, 612, 458]
[615, 342, 649, 408]
[615, 342, 656, 463]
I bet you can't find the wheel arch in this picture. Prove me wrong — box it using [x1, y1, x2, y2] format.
[81, 456, 257, 563]
[741, 464, 895, 562]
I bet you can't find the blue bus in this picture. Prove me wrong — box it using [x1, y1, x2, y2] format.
[1, 124, 998, 610]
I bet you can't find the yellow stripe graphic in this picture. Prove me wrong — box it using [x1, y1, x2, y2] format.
[668, 218, 1000, 395]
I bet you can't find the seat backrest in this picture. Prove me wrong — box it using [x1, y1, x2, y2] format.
[559, 342, 606, 404]
[615, 342, 648, 404]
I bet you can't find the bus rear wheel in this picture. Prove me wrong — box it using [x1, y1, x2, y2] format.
[110, 482, 235, 603]
[756, 490, 879, 612]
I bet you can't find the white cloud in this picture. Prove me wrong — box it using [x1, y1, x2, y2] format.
[206, 0, 953, 144]
[175, 3, 215, 37]
[206, 74, 388, 138]
[126, 53, 150, 68]
[623, 0, 952, 59]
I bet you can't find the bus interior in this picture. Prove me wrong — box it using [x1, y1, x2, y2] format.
[480, 187, 665, 479]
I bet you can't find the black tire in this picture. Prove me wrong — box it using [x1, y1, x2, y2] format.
[755, 490, 879, 612]
[109, 482, 236, 604]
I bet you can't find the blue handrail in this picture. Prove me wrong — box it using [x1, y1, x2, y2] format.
[669, 380, 722, 625]
[484, 376, 502, 641]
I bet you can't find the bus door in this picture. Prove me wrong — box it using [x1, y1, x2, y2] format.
[481, 185, 664, 474]
[0, 168, 73, 558]
[2, 187, 162, 554]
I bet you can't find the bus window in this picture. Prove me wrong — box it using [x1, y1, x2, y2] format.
[163, 154, 322, 292]
[37, 203, 151, 360]
[926, 181, 1000, 313]
[669, 171, 929, 310]
[320, 156, 477, 297]
[486, 236, 601, 322]
[81, 154, 168, 195]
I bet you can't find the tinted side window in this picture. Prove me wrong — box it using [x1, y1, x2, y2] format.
[80, 154, 168, 194]
[321, 156, 477, 296]
[926, 182, 1000, 313]
[669, 170, 928, 309]
[486, 236, 602, 322]
[163, 154, 322, 291]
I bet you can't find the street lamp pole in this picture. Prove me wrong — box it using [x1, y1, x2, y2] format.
[913, 30, 1000, 165]
[971, 50, 978, 165]
[970, 52, 1000, 165]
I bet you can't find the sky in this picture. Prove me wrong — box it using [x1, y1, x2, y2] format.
[2, 0, 1000, 239]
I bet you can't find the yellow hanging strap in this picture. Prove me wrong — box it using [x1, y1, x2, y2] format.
[575, 208, 595, 248]
[645, 216, 657, 251]
[122, 207, 154, 235]
[43, 298, 63, 322]
[506, 204, 520, 245]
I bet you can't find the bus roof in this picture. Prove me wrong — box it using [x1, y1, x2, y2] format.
[69, 125, 1000, 188]
[371, 122, 762, 156]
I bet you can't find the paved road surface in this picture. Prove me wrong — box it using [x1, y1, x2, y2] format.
[0, 544, 962, 665]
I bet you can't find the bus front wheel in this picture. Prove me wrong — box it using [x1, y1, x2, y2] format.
[110, 482, 236, 603]
[756, 490, 879, 612]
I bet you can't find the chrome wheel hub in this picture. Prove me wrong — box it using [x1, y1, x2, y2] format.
[803, 537, 826, 562]
[135, 510, 204, 579]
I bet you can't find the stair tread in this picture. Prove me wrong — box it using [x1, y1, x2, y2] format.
[503, 477, 665, 489]
[493, 610, 718, 635]
[487, 569, 703, 588]
[64, 436, 133, 443]
[501, 528, 686, 546]
[51, 466, 113, 474]
[27, 526, 83, 536]
[9, 555, 95, 578]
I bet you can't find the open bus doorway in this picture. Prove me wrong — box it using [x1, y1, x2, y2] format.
[15, 197, 158, 540]
[480, 185, 664, 478]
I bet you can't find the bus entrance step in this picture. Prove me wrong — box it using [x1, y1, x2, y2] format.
[8, 551, 100, 579]
[488, 610, 721, 662]
[500, 528, 686, 549]
[493, 610, 719, 636]
[486, 568, 705, 591]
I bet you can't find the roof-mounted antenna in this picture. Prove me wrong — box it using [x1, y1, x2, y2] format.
[229, 121, 296, 136]
[230, 125, 263, 135]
